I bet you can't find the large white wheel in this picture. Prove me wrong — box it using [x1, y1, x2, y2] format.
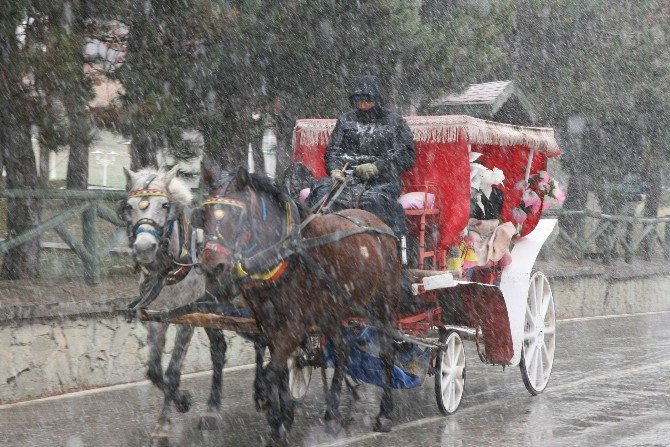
[288, 345, 313, 401]
[520, 271, 556, 395]
[435, 330, 466, 415]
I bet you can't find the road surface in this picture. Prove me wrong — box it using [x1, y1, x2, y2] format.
[2, 312, 670, 447]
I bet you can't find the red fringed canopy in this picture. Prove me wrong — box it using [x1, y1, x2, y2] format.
[293, 115, 560, 249]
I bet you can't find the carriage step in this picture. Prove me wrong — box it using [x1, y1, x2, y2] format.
[411, 272, 455, 295]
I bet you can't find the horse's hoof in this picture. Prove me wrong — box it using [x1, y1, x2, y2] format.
[198, 412, 223, 430]
[266, 433, 289, 447]
[373, 416, 393, 433]
[174, 390, 193, 413]
[149, 433, 170, 447]
[324, 418, 344, 436]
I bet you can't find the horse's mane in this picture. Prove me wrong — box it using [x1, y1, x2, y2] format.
[246, 172, 311, 218]
[133, 168, 193, 205]
[247, 172, 290, 207]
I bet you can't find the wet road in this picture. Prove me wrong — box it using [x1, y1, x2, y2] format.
[2, 312, 670, 447]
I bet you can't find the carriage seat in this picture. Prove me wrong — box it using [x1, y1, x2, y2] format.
[397, 192, 436, 211]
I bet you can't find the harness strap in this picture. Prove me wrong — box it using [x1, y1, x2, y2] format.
[299, 226, 396, 250]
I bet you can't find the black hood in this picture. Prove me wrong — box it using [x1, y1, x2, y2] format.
[349, 75, 385, 107]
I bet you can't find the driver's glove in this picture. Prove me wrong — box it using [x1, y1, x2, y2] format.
[330, 169, 346, 183]
[354, 163, 379, 181]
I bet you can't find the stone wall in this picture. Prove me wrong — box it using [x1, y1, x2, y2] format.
[537, 259, 670, 319]
[0, 316, 254, 404]
[2, 259, 670, 403]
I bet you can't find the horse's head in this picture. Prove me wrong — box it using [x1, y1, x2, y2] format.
[119, 166, 192, 265]
[199, 164, 289, 277]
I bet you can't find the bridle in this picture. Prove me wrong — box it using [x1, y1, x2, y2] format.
[120, 174, 183, 261]
[202, 183, 296, 281]
[201, 195, 253, 259]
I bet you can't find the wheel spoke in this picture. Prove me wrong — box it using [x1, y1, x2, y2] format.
[540, 287, 552, 320]
[527, 355, 537, 386]
[544, 326, 555, 336]
[536, 346, 545, 386]
[450, 379, 457, 409]
[529, 343, 541, 383]
[448, 338, 457, 364]
[524, 340, 537, 364]
[525, 304, 536, 329]
[524, 331, 536, 341]
[455, 378, 464, 394]
[536, 276, 544, 314]
[457, 345, 465, 365]
[541, 344, 551, 367]
[528, 280, 537, 314]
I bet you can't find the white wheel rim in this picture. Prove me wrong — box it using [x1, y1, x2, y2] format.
[522, 272, 555, 392]
[287, 347, 312, 400]
[439, 332, 465, 413]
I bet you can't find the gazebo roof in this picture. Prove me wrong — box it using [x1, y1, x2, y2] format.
[427, 80, 538, 125]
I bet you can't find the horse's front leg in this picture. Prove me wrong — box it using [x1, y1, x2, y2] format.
[150, 324, 195, 446]
[146, 322, 171, 446]
[253, 335, 269, 411]
[373, 327, 395, 433]
[262, 360, 292, 447]
[199, 327, 227, 430]
[146, 322, 168, 391]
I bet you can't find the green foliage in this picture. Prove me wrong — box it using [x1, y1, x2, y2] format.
[495, 0, 669, 171]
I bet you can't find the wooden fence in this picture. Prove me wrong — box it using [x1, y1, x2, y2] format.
[0, 189, 127, 284]
[1, 188, 669, 284]
[544, 209, 670, 263]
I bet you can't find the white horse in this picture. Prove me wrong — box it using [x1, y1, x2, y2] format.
[121, 167, 265, 446]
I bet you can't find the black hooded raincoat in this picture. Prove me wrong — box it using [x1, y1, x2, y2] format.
[310, 76, 415, 235]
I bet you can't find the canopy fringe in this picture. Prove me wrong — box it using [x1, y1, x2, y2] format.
[295, 115, 561, 157]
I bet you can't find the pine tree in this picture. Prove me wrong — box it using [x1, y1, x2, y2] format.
[0, 0, 41, 279]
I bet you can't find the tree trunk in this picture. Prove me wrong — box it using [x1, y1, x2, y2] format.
[201, 113, 249, 172]
[130, 136, 158, 171]
[0, 110, 41, 280]
[250, 119, 266, 175]
[643, 147, 663, 219]
[0, 149, 4, 186]
[64, 79, 92, 190]
[38, 140, 50, 188]
[559, 172, 589, 241]
[641, 140, 664, 260]
[65, 137, 89, 190]
[272, 111, 295, 187]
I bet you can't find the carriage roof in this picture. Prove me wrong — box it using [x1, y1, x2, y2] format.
[293, 115, 561, 158]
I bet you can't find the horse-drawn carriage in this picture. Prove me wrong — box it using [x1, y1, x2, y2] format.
[132, 114, 561, 443]
[290, 114, 561, 411]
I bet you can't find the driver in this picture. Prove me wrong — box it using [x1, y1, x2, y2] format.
[311, 75, 415, 239]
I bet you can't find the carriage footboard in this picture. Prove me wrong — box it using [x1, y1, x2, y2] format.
[436, 283, 514, 365]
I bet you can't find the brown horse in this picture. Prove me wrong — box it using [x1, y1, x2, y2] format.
[199, 165, 401, 446]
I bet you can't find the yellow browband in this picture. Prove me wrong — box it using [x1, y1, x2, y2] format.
[129, 189, 169, 199]
[202, 197, 246, 209]
[232, 201, 294, 282]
